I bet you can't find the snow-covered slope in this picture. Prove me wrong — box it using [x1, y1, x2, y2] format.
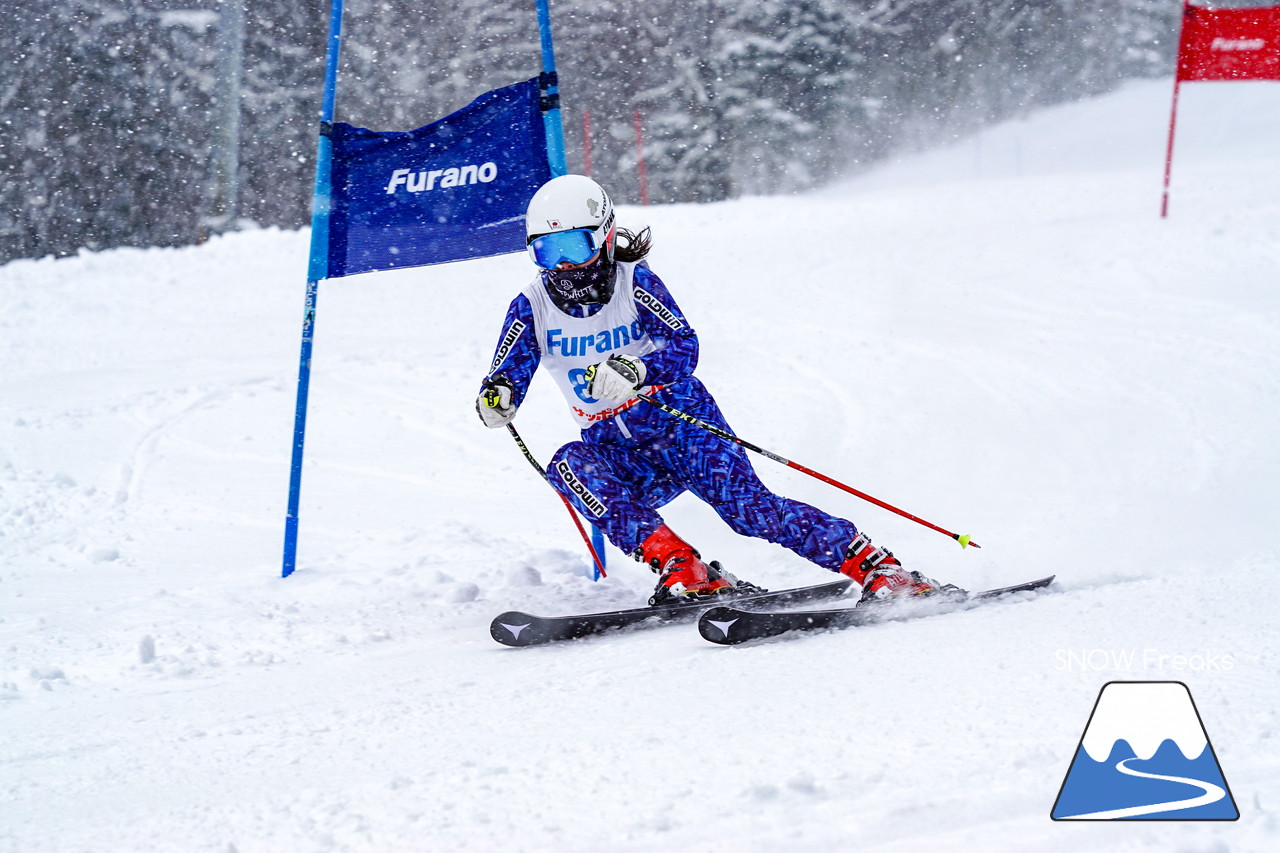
[2, 79, 1277, 852]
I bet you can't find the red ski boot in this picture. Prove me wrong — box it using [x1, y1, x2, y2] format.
[839, 532, 955, 602]
[639, 525, 736, 606]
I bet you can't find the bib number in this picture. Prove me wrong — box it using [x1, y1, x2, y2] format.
[568, 368, 598, 404]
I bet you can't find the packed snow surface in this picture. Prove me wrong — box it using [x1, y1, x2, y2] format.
[2, 80, 1278, 851]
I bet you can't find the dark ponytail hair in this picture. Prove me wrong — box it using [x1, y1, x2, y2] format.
[614, 226, 652, 263]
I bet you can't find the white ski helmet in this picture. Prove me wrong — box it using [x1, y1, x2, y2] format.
[525, 174, 617, 268]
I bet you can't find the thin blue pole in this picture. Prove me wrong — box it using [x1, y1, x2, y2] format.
[536, 0, 602, 576]
[283, 0, 345, 578]
[535, 0, 567, 176]
[591, 526, 606, 580]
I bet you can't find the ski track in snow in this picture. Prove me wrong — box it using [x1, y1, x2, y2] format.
[1, 80, 1278, 852]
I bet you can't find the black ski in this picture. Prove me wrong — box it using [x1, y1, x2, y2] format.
[698, 575, 1056, 645]
[490, 578, 854, 647]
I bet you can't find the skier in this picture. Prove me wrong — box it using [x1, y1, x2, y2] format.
[478, 174, 952, 605]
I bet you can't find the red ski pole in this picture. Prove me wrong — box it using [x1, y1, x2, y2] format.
[506, 423, 608, 577]
[637, 394, 979, 549]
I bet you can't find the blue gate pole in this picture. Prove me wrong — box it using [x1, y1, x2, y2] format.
[283, 0, 345, 578]
[591, 526, 605, 580]
[535, 0, 567, 178]
[536, 0, 603, 577]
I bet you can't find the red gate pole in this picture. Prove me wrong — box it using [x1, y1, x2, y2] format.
[1161, 1, 1191, 219]
[1160, 76, 1183, 219]
[633, 110, 649, 205]
[582, 108, 593, 177]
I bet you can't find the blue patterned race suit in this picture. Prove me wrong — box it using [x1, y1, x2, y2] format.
[482, 264, 859, 570]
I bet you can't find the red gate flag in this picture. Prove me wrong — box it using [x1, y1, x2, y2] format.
[1163, 2, 1280, 217]
[1177, 2, 1280, 81]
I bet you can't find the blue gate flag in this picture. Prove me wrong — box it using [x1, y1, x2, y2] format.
[326, 78, 550, 277]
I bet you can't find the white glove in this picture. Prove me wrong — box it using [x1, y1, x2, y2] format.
[585, 354, 647, 402]
[476, 377, 517, 428]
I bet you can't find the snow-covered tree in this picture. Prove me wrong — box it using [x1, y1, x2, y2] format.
[0, 0, 1185, 264]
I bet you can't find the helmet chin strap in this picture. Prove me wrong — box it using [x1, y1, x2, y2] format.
[602, 215, 617, 262]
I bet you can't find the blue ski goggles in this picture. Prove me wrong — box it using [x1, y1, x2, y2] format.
[527, 227, 604, 269]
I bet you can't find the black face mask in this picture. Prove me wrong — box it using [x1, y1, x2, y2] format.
[544, 255, 615, 311]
